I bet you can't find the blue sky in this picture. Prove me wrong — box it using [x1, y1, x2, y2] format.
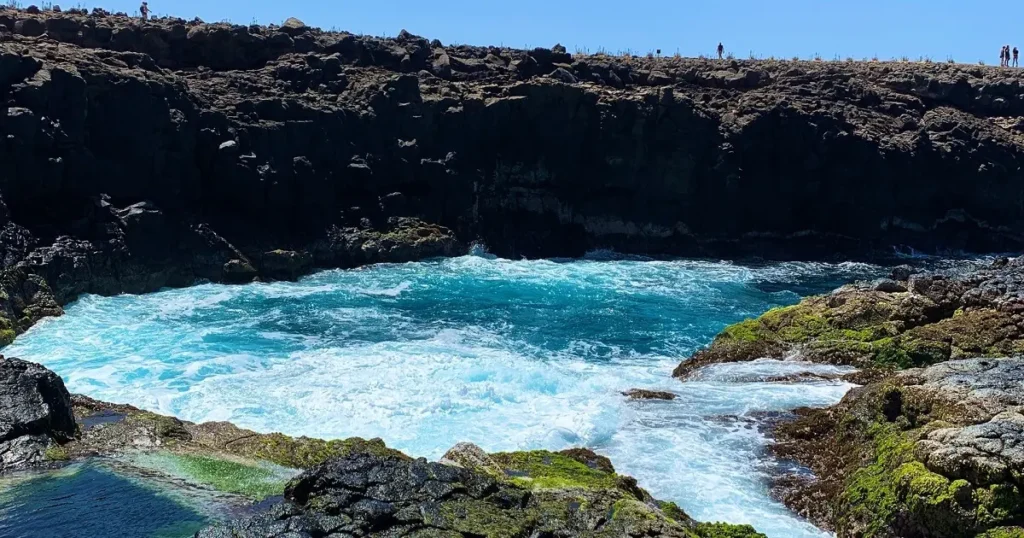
[90, 0, 1010, 64]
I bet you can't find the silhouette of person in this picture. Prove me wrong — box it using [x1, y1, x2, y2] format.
[1000, 46, 1006, 67]
[140, 1, 149, 21]
[717, 42, 724, 60]
[1014, 47, 1019, 67]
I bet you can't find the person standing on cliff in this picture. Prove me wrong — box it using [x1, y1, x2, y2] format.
[1000, 46, 1007, 67]
[717, 42, 724, 60]
[140, 1, 149, 21]
[1014, 47, 1019, 67]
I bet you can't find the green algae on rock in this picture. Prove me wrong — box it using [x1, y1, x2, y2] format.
[674, 259, 1024, 379]
[124, 452, 296, 500]
[58, 394, 406, 503]
[771, 358, 1024, 538]
[69, 394, 404, 469]
[199, 442, 770, 538]
[977, 528, 1024, 538]
[669, 260, 1024, 536]
[489, 449, 623, 490]
[694, 522, 769, 537]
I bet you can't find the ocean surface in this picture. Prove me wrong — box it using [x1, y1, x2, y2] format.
[4, 252, 939, 537]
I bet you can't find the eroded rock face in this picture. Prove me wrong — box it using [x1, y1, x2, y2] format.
[0, 7, 1023, 340]
[771, 358, 1024, 538]
[0, 357, 75, 469]
[674, 258, 1024, 379]
[197, 446, 698, 538]
[0, 7, 1023, 282]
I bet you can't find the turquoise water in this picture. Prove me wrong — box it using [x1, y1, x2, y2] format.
[7, 254, 898, 536]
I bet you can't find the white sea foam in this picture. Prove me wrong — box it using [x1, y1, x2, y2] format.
[4, 255, 893, 537]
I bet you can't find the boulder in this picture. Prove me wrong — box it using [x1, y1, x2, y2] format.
[279, 17, 307, 36]
[439, 441, 501, 474]
[260, 249, 312, 281]
[222, 258, 258, 282]
[13, 18, 45, 37]
[0, 357, 76, 470]
[870, 278, 908, 293]
[623, 388, 678, 400]
[548, 66, 577, 84]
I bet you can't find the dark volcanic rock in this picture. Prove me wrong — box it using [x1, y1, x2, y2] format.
[674, 257, 1024, 378]
[770, 358, 1024, 538]
[0, 357, 75, 469]
[1, 6, 1024, 339]
[623, 388, 678, 400]
[197, 446, 700, 538]
[259, 249, 312, 280]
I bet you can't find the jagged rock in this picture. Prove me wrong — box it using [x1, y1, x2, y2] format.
[197, 448, 702, 537]
[279, 17, 306, 36]
[871, 278, 908, 293]
[311, 218, 463, 268]
[548, 66, 576, 83]
[0, 357, 75, 470]
[0, 5, 1018, 274]
[439, 441, 501, 474]
[623, 388, 678, 400]
[222, 258, 257, 282]
[771, 358, 1024, 537]
[557, 447, 616, 473]
[674, 258, 1024, 378]
[260, 249, 312, 281]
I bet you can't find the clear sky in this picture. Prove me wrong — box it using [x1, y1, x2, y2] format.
[88, 0, 1012, 64]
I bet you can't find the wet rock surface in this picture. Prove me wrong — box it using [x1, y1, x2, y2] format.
[0, 356, 75, 469]
[674, 257, 1024, 378]
[623, 388, 678, 400]
[197, 444, 765, 538]
[1, 7, 1024, 342]
[769, 358, 1024, 538]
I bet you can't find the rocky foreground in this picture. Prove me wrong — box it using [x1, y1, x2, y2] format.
[0, 356, 764, 537]
[3, 7, 1024, 343]
[671, 258, 1024, 537]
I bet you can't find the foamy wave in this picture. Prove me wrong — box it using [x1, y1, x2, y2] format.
[5, 255, 912, 537]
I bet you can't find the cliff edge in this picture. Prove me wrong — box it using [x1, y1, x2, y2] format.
[1, 7, 1024, 336]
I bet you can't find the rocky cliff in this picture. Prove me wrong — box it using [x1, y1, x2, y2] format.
[2, 7, 1024, 314]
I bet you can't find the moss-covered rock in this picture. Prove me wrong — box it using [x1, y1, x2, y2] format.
[694, 522, 769, 538]
[195, 441, 773, 538]
[977, 528, 1024, 538]
[490, 450, 623, 490]
[199, 444, 755, 538]
[771, 358, 1024, 538]
[674, 260, 1024, 378]
[212, 430, 408, 469]
[125, 451, 295, 500]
